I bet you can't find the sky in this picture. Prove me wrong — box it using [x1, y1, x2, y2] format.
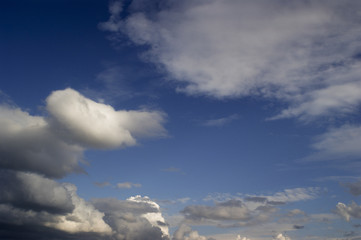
[1, 0, 361, 239]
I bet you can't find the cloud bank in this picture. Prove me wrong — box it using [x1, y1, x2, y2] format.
[0, 88, 169, 239]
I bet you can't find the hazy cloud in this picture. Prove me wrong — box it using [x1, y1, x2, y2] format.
[342, 181, 361, 196]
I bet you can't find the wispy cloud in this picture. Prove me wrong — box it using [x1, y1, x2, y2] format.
[116, 182, 142, 189]
[202, 114, 240, 127]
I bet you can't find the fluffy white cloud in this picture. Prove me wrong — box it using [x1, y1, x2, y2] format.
[47, 88, 166, 149]
[274, 233, 291, 240]
[101, 0, 361, 121]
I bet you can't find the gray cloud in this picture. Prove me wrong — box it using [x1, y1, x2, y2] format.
[336, 202, 361, 222]
[0, 170, 74, 214]
[92, 196, 169, 240]
[342, 181, 361, 196]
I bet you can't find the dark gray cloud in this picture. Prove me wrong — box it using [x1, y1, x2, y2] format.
[0, 170, 74, 214]
[293, 225, 304, 229]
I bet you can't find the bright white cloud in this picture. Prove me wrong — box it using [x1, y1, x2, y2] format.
[47, 88, 166, 149]
[101, 0, 361, 121]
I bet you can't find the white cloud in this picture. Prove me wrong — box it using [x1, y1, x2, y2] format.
[274, 233, 291, 240]
[101, 0, 361, 121]
[47, 88, 166, 149]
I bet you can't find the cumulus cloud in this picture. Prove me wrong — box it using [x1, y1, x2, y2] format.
[101, 0, 361, 121]
[92, 196, 169, 240]
[0, 88, 166, 178]
[274, 233, 291, 240]
[0, 88, 169, 239]
[0, 105, 83, 178]
[0, 171, 111, 236]
[47, 88, 166, 149]
[335, 202, 361, 222]
[173, 224, 210, 240]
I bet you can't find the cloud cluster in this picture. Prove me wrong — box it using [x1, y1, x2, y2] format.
[0, 88, 166, 178]
[336, 202, 361, 222]
[0, 88, 169, 239]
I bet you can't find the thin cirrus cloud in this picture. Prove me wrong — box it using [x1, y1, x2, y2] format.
[99, 0, 361, 122]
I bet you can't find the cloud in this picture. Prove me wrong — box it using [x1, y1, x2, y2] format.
[203, 114, 239, 127]
[0, 105, 83, 178]
[116, 182, 142, 189]
[101, 0, 361, 121]
[307, 125, 361, 161]
[94, 181, 111, 187]
[47, 88, 167, 149]
[0, 88, 166, 178]
[335, 202, 361, 222]
[0, 171, 112, 236]
[92, 196, 169, 239]
[181, 199, 277, 227]
[274, 233, 291, 240]
[172, 224, 210, 240]
[0, 88, 170, 239]
[342, 181, 361, 196]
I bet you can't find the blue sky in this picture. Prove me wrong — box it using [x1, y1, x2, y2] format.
[1, 0, 361, 239]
